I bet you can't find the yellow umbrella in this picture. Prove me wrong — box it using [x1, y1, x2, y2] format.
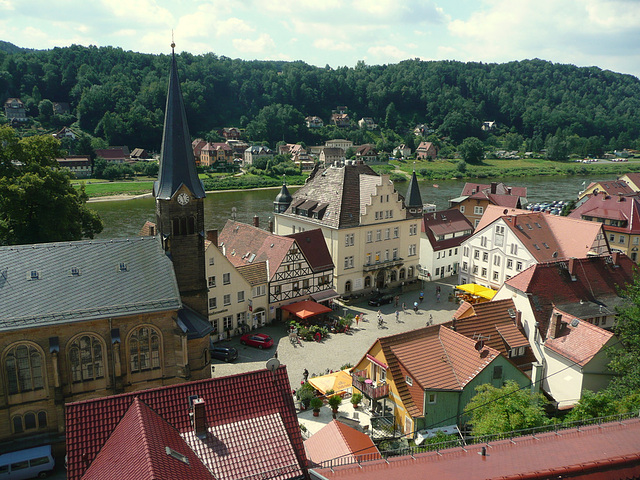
[308, 369, 353, 395]
[456, 283, 497, 300]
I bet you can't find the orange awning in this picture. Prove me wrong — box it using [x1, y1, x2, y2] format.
[281, 300, 332, 319]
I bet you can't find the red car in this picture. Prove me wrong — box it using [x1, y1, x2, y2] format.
[240, 333, 274, 349]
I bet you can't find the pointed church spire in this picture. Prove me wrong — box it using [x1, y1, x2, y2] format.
[274, 174, 293, 213]
[154, 42, 205, 200]
[405, 164, 423, 212]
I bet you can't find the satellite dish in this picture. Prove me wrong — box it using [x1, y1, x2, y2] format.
[474, 340, 484, 351]
[266, 358, 281, 373]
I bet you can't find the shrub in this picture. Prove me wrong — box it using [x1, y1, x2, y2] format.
[310, 396, 323, 411]
[328, 394, 342, 410]
[351, 393, 363, 406]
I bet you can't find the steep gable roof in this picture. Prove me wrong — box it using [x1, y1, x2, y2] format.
[569, 192, 640, 234]
[236, 261, 268, 286]
[461, 182, 527, 199]
[219, 220, 294, 280]
[287, 229, 334, 272]
[0, 237, 181, 331]
[421, 209, 473, 251]
[65, 367, 306, 480]
[304, 420, 380, 467]
[405, 170, 423, 210]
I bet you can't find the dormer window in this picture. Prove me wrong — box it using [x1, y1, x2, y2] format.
[70, 267, 80, 276]
[30, 270, 40, 280]
[119, 262, 128, 272]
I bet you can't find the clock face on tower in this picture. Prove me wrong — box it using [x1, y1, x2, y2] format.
[177, 193, 190, 205]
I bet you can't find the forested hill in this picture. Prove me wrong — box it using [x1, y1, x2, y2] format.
[1, 43, 640, 151]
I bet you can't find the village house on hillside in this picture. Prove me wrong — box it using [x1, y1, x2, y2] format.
[305, 115, 324, 128]
[56, 155, 92, 178]
[494, 253, 635, 408]
[3, 97, 27, 122]
[459, 205, 610, 289]
[243, 145, 273, 166]
[65, 367, 308, 480]
[415, 141, 437, 160]
[450, 182, 527, 227]
[274, 162, 423, 295]
[351, 325, 530, 437]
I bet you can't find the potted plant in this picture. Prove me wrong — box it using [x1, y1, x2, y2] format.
[328, 394, 342, 418]
[351, 393, 363, 409]
[310, 397, 323, 417]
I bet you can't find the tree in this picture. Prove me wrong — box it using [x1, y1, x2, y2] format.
[464, 380, 549, 437]
[606, 274, 640, 397]
[0, 126, 103, 245]
[458, 137, 485, 164]
[564, 390, 618, 422]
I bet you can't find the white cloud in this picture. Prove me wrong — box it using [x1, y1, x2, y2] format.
[233, 33, 275, 53]
[100, 0, 174, 26]
[0, 0, 14, 10]
[367, 44, 411, 62]
[313, 38, 354, 52]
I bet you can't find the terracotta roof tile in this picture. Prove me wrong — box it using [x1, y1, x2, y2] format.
[236, 261, 268, 286]
[65, 367, 306, 480]
[461, 182, 527, 198]
[569, 192, 640, 234]
[304, 420, 381, 467]
[545, 312, 614, 366]
[311, 417, 640, 480]
[421, 209, 474, 251]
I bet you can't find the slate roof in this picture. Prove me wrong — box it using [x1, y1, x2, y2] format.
[421, 209, 473, 251]
[82, 398, 213, 480]
[65, 367, 307, 480]
[304, 420, 380, 467]
[569, 192, 640, 234]
[280, 163, 379, 229]
[310, 417, 640, 480]
[369, 326, 500, 418]
[544, 311, 614, 367]
[503, 254, 634, 341]
[287, 229, 334, 272]
[155, 50, 206, 200]
[404, 170, 423, 209]
[0, 237, 181, 331]
[219, 220, 294, 280]
[452, 299, 533, 369]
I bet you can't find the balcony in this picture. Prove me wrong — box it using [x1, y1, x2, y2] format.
[352, 370, 389, 400]
[362, 258, 404, 272]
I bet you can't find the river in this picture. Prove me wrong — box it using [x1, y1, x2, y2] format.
[90, 174, 608, 239]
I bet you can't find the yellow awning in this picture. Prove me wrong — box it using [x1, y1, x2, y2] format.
[308, 369, 353, 395]
[456, 283, 497, 300]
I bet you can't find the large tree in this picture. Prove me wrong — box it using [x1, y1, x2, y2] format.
[458, 137, 485, 164]
[464, 380, 549, 437]
[0, 126, 103, 245]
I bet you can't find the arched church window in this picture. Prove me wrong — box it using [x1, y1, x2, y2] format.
[5, 344, 44, 394]
[68, 335, 104, 382]
[129, 326, 161, 373]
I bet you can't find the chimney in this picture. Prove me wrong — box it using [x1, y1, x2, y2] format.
[149, 224, 155, 236]
[612, 251, 620, 265]
[490, 182, 497, 194]
[549, 312, 563, 339]
[268, 218, 274, 234]
[515, 310, 523, 330]
[253, 215, 259, 228]
[568, 258, 576, 277]
[507, 187, 512, 195]
[192, 397, 207, 437]
[206, 229, 218, 246]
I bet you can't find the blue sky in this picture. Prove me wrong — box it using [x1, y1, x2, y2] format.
[2, 0, 640, 78]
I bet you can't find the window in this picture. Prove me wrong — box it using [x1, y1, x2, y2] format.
[408, 267, 414, 278]
[344, 256, 354, 269]
[392, 248, 398, 260]
[389, 210, 393, 218]
[209, 297, 217, 310]
[494, 256, 501, 266]
[293, 281, 299, 291]
[510, 244, 518, 255]
[367, 231, 372, 243]
[460, 205, 465, 213]
[399, 268, 406, 280]
[474, 206, 484, 215]
[319, 275, 330, 286]
[376, 230, 382, 241]
[493, 365, 503, 379]
[474, 250, 480, 259]
[208, 276, 216, 288]
[482, 252, 488, 262]
[516, 261, 523, 271]
[129, 326, 160, 373]
[384, 250, 389, 261]
[409, 224, 417, 236]
[393, 227, 399, 238]
[237, 291, 245, 302]
[462, 262, 468, 271]
[5, 344, 44, 394]
[493, 271, 499, 281]
[509, 347, 526, 358]
[237, 312, 245, 325]
[223, 315, 233, 331]
[609, 234, 615, 241]
[481, 267, 487, 277]
[507, 259, 513, 269]
[345, 234, 354, 246]
[496, 225, 504, 234]
[463, 246, 469, 257]
[435, 267, 440, 276]
[345, 280, 352, 292]
[385, 228, 390, 240]
[252, 285, 266, 297]
[223, 273, 231, 285]
[437, 252, 441, 259]
[364, 276, 371, 288]
[427, 393, 437, 404]
[223, 294, 231, 305]
[620, 236, 625, 244]
[480, 236, 487, 247]
[11, 411, 47, 433]
[303, 279, 309, 289]
[366, 253, 371, 265]
[634, 237, 640, 245]
[472, 265, 478, 274]
[68, 335, 104, 382]
[209, 257, 215, 266]
[408, 244, 417, 256]
[406, 376, 413, 386]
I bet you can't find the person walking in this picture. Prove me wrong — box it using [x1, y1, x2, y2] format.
[437, 292, 441, 302]
[395, 310, 400, 322]
[428, 314, 433, 326]
[402, 302, 407, 314]
[419, 291, 424, 303]
[303, 368, 309, 382]
[413, 301, 419, 312]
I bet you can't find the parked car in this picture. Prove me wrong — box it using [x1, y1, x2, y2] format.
[368, 294, 394, 307]
[240, 333, 274, 349]
[210, 346, 238, 362]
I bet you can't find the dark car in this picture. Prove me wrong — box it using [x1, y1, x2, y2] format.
[210, 346, 238, 362]
[368, 294, 394, 307]
[240, 333, 274, 349]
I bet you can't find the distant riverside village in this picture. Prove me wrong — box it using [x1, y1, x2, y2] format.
[2, 51, 640, 480]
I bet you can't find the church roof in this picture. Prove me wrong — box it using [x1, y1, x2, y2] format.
[405, 170, 423, 209]
[0, 237, 181, 331]
[155, 49, 205, 200]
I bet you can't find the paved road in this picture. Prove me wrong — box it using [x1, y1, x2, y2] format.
[212, 278, 460, 389]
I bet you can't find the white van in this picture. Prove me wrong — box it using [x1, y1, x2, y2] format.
[0, 445, 55, 479]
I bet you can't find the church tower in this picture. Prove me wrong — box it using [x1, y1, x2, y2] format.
[154, 42, 207, 316]
[405, 168, 424, 218]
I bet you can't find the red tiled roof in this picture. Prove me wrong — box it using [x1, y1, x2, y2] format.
[287, 229, 334, 272]
[461, 182, 527, 198]
[219, 220, 295, 280]
[569, 192, 640, 234]
[236, 261, 268, 286]
[545, 311, 614, 366]
[311, 417, 640, 480]
[304, 420, 381, 467]
[421, 209, 474, 251]
[65, 367, 307, 480]
[503, 255, 635, 340]
[82, 398, 213, 480]
[587, 180, 635, 196]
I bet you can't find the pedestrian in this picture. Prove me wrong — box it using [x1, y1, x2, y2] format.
[355, 314, 360, 326]
[419, 291, 424, 303]
[437, 292, 441, 302]
[402, 302, 406, 313]
[394, 295, 399, 307]
[414, 301, 418, 312]
[436, 285, 441, 295]
[303, 368, 309, 382]
[395, 310, 400, 322]
[429, 314, 433, 326]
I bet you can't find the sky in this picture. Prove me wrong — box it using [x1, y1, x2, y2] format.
[2, 0, 640, 78]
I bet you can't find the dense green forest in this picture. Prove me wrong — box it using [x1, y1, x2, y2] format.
[1, 42, 640, 155]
